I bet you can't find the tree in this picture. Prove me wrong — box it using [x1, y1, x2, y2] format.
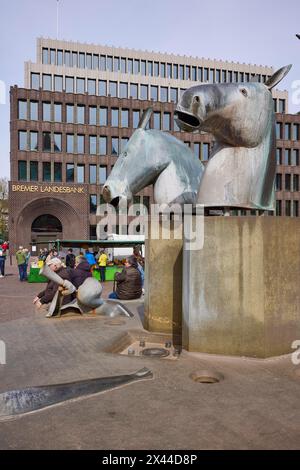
[0, 177, 8, 242]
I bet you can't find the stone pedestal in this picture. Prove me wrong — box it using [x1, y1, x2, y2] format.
[183, 217, 300, 357]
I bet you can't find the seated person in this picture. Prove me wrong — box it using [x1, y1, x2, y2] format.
[109, 255, 142, 300]
[33, 258, 72, 310]
[70, 257, 92, 289]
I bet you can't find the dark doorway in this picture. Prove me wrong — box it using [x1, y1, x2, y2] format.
[31, 214, 62, 247]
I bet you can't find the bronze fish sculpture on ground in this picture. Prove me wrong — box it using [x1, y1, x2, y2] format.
[0, 368, 152, 420]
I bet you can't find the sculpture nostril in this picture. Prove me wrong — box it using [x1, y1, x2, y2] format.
[194, 96, 200, 103]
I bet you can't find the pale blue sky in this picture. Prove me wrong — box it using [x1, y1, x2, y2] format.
[0, 0, 299, 178]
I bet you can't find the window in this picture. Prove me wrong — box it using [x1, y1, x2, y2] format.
[99, 80, 106, 96]
[273, 99, 277, 112]
[89, 136, 97, 155]
[109, 81, 117, 97]
[293, 124, 300, 140]
[111, 137, 119, 155]
[275, 173, 282, 191]
[292, 149, 299, 166]
[167, 63, 172, 79]
[89, 106, 97, 125]
[120, 82, 128, 99]
[18, 100, 27, 120]
[202, 143, 210, 161]
[148, 61, 153, 76]
[285, 173, 291, 190]
[65, 76, 74, 93]
[93, 54, 99, 70]
[279, 99, 286, 113]
[293, 201, 299, 217]
[99, 166, 107, 184]
[30, 131, 38, 151]
[42, 74, 51, 91]
[100, 55, 106, 71]
[134, 59, 140, 74]
[77, 105, 85, 124]
[90, 194, 97, 213]
[66, 104, 74, 123]
[293, 174, 299, 191]
[276, 148, 282, 165]
[276, 200, 282, 216]
[65, 51, 71, 67]
[99, 136, 107, 155]
[66, 164, 74, 182]
[18, 161, 27, 180]
[153, 62, 159, 77]
[53, 133, 62, 152]
[30, 161, 38, 181]
[121, 109, 129, 127]
[30, 101, 38, 120]
[114, 57, 120, 72]
[284, 149, 291, 165]
[31, 73, 40, 89]
[111, 108, 119, 127]
[86, 54, 92, 69]
[99, 107, 107, 126]
[77, 165, 85, 183]
[130, 83, 138, 99]
[72, 52, 78, 68]
[133, 110, 140, 129]
[42, 132, 51, 152]
[198, 67, 203, 81]
[160, 63, 166, 78]
[285, 123, 291, 140]
[54, 103, 62, 122]
[194, 143, 200, 159]
[210, 69, 215, 82]
[54, 75, 63, 92]
[90, 225, 97, 240]
[151, 86, 158, 101]
[216, 69, 221, 83]
[42, 48, 49, 64]
[43, 162, 51, 182]
[121, 137, 129, 152]
[174, 118, 180, 132]
[171, 63, 177, 79]
[89, 165, 97, 184]
[57, 50, 63, 66]
[141, 60, 146, 75]
[107, 56, 113, 72]
[87, 79, 96, 95]
[185, 65, 190, 81]
[163, 112, 171, 131]
[161, 87, 168, 102]
[79, 52, 85, 68]
[121, 57, 126, 73]
[77, 135, 84, 154]
[276, 123, 283, 139]
[76, 77, 85, 94]
[285, 200, 291, 216]
[43, 102, 51, 121]
[222, 70, 227, 83]
[153, 112, 160, 130]
[67, 134, 74, 153]
[140, 85, 148, 100]
[54, 162, 62, 182]
[170, 88, 178, 103]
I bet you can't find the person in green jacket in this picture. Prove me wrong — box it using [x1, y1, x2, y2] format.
[16, 246, 27, 281]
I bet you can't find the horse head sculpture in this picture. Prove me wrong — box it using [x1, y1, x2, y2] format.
[175, 65, 292, 210]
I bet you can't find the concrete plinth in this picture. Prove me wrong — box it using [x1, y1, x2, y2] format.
[183, 217, 300, 357]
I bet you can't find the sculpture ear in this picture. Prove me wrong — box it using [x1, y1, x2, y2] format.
[138, 107, 153, 130]
[265, 64, 292, 90]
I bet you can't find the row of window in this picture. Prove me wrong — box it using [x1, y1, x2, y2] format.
[276, 148, 300, 166]
[18, 160, 108, 185]
[41, 47, 270, 84]
[18, 131, 129, 155]
[31, 73, 183, 102]
[276, 200, 299, 216]
[276, 122, 300, 140]
[276, 173, 299, 192]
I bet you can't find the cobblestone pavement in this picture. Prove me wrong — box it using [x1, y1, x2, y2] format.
[0, 262, 300, 449]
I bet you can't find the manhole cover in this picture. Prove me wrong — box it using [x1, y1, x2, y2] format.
[141, 348, 170, 358]
[104, 319, 126, 326]
[189, 370, 223, 384]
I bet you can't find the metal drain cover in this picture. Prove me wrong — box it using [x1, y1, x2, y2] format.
[189, 370, 224, 384]
[141, 348, 170, 358]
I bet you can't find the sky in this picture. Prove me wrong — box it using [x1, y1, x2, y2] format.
[0, 0, 300, 178]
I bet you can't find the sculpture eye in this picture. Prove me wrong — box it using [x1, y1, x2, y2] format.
[240, 88, 248, 97]
[194, 96, 200, 103]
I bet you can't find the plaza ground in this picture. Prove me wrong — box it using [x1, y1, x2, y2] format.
[0, 262, 300, 450]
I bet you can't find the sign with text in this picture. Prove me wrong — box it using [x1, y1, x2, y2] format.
[11, 184, 85, 194]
